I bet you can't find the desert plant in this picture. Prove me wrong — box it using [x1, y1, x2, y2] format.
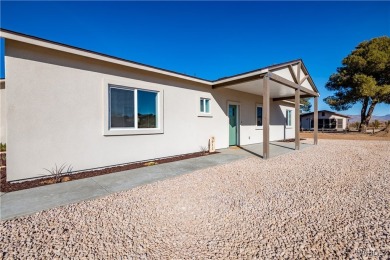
[43, 163, 73, 183]
[144, 161, 158, 166]
[199, 146, 208, 155]
[0, 143, 5, 152]
[373, 120, 380, 129]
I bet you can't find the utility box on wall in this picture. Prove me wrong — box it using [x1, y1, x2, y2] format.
[209, 136, 215, 153]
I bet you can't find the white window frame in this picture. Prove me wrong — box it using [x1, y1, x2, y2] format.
[256, 104, 263, 129]
[103, 79, 164, 136]
[198, 97, 212, 117]
[337, 118, 343, 129]
[286, 109, 292, 128]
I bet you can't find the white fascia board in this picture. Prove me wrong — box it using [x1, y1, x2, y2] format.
[213, 69, 269, 85]
[277, 100, 304, 106]
[0, 30, 211, 85]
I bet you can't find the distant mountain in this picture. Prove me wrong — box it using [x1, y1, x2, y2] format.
[347, 114, 390, 123]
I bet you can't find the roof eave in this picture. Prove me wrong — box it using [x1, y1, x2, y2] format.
[0, 28, 212, 85]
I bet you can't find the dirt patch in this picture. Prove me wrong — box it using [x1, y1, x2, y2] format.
[375, 130, 390, 137]
[300, 131, 390, 141]
[374, 125, 390, 137]
[0, 151, 219, 193]
[0, 152, 5, 167]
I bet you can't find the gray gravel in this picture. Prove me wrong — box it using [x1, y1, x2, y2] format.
[1, 139, 390, 259]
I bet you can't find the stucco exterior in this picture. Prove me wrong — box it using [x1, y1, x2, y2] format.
[0, 81, 5, 143]
[3, 40, 297, 181]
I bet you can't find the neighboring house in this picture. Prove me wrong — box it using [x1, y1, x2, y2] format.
[300, 110, 350, 131]
[0, 29, 320, 181]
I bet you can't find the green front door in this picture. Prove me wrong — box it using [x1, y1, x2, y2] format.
[229, 104, 238, 146]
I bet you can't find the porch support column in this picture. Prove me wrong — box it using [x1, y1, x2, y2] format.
[263, 74, 270, 159]
[314, 96, 318, 145]
[295, 88, 300, 150]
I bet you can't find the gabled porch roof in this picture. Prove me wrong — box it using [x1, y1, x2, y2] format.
[212, 59, 319, 100]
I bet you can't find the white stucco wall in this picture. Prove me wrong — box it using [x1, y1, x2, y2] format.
[4, 40, 295, 181]
[0, 85, 6, 143]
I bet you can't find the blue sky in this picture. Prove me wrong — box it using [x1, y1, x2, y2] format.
[1, 1, 389, 115]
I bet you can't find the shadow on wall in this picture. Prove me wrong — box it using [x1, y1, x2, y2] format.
[271, 102, 288, 139]
[212, 87, 262, 126]
[211, 87, 289, 126]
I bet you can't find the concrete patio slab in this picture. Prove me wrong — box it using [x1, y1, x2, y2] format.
[0, 179, 107, 220]
[241, 141, 313, 158]
[91, 152, 250, 193]
[0, 141, 312, 220]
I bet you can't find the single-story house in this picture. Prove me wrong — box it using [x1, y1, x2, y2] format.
[0, 29, 320, 182]
[300, 110, 350, 131]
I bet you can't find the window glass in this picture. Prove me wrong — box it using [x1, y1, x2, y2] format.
[110, 87, 134, 128]
[330, 119, 336, 128]
[319, 119, 324, 128]
[256, 106, 263, 126]
[286, 110, 292, 126]
[205, 99, 210, 113]
[324, 119, 330, 128]
[200, 98, 210, 113]
[138, 90, 157, 128]
[337, 119, 343, 128]
[200, 99, 204, 112]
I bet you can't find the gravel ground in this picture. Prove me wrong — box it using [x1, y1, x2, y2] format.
[1, 139, 390, 259]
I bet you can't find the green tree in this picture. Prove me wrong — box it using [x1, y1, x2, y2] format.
[300, 98, 312, 112]
[324, 36, 390, 132]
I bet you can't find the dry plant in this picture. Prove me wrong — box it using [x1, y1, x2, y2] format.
[144, 161, 158, 166]
[199, 146, 208, 155]
[43, 163, 73, 183]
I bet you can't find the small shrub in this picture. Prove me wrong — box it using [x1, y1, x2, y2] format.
[0, 143, 5, 152]
[144, 161, 158, 166]
[199, 146, 208, 155]
[373, 120, 380, 129]
[43, 163, 73, 183]
[61, 176, 71, 182]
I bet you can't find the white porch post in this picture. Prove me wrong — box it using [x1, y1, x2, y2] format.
[314, 96, 318, 145]
[263, 74, 270, 159]
[295, 61, 301, 150]
[295, 88, 300, 150]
